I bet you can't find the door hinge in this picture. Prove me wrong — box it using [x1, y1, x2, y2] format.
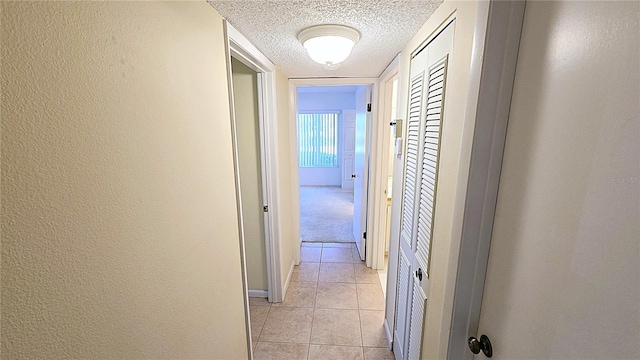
[263, 205, 268, 213]
[367, 103, 372, 112]
[363, 231, 367, 240]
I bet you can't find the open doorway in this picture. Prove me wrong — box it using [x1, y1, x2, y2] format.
[377, 76, 399, 297]
[296, 85, 371, 256]
[230, 57, 270, 299]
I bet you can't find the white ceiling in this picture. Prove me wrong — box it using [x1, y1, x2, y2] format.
[207, 0, 444, 78]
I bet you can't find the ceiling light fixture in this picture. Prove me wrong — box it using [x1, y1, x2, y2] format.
[298, 24, 360, 70]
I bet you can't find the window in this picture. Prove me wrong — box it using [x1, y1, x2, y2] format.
[298, 112, 339, 167]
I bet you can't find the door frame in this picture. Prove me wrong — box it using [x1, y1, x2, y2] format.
[369, 55, 400, 271]
[224, 22, 284, 304]
[446, 1, 525, 359]
[288, 78, 379, 264]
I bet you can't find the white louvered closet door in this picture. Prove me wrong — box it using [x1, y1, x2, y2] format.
[393, 20, 454, 360]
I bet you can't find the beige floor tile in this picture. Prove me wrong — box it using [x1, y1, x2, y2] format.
[359, 310, 388, 347]
[302, 242, 323, 247]
[354, 263, 380, 284]
[356, 283, 385, 310]
[308, 344, 364, 360]
[318, 263, 355, 283]
[274, 281, 316, 308]
[291, 262, 320, 282]
[250, 305, 270, 339]
[249, 297, 271, 306]
[252, 339, 258, 351]
[311, 308, 362, 346]
[321, 247, 353, 263]
[323, 242, 354, 248]
[316, 282, 358, 309]
[253, 342, 309, 360]
[363, 347, 395, 360]
[302, 247, 322, 262]
[260, 307, 313, 343]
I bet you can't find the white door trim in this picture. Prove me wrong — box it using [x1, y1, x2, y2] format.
[222, 22, 252, 360]
[225, 23, 284, 304]
[370, 58, 399, 349]
[369, 55, 400, 271]
[446, 1, 525, 359]
[289, 78, 379, 264]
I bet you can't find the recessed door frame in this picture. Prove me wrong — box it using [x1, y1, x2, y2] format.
[368, 56, 400, 350]
[223, 21, 284, 359]
[288, 78, 378, 264]
[369, 55, 399, 271]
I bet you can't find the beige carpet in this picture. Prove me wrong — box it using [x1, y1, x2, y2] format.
[299, 186, 354, 243]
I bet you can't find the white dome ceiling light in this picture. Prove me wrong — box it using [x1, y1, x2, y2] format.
[298, 25, 360, 70]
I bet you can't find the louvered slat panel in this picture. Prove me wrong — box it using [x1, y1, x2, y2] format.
[415, 57, 448, 273]
[419, 185, 434, 204]
[394, 250, 412, 359]
[407, 280, 427, 360]
[423, 156, 437, 169]
[420, 195, 433, 212]
[400, 72, 424, 247]
[424, 136, 439, 145]
[422, 169, 436, 183]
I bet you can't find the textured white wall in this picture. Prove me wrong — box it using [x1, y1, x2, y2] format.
[1, 2, 248, 358]
[387, 1, 478, 359]
[479, 1, 639, 358]
[231, 58, 268, 292]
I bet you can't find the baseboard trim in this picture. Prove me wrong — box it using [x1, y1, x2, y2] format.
[383, 318, 393, 349]
[248, 289, 268, 298]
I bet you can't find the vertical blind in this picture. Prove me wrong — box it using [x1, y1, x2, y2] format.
[298, 113, 339, 167]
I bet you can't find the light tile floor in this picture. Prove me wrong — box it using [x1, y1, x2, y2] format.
[250, 242, 396, 360]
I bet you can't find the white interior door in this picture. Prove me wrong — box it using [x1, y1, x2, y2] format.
[353, 86, 370, 257]
[467, 2, 639, 359]
[342, 110, 356, 189]
[394, 21, 454, 360]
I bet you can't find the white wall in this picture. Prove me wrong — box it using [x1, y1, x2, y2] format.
[386, 1, 478, 359]
[297, 90, 357, 186]
[297, 91, 356, 110]
[1, 2, 248, 358]
[298, 168, 342, 187]
[231, 58, 268, 292]
[275, 69, 298, 292]
[478, 1, 639, 358]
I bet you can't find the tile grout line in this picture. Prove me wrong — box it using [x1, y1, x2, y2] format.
[355, 258, 365, 352]
[258, 303, 272, 345]
[353, 257, 366, 360]
[307, 244, 320, 360]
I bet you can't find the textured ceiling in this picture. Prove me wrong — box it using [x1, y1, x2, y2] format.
[207, 0, 444, 78]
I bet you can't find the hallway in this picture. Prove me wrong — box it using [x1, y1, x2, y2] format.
[249, 243, 394, 360]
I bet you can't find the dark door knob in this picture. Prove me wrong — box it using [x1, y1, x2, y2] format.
[415, 268, 423, 281]
[351, 174, 356, 178]
[468, 334, 492, 357]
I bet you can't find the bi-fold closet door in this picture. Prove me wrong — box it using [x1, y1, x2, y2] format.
[393, 20, 454, 360]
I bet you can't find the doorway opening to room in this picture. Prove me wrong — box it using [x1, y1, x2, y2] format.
[376, 75, 399, 298]
[296, 85, 372, 258]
